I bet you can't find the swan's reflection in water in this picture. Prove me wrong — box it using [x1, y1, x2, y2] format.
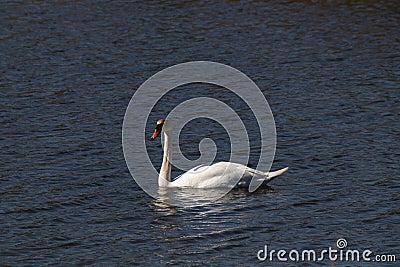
[156, 187, 235, 208]
[151, 186, 277, 220]
[155, 184, 275, 208]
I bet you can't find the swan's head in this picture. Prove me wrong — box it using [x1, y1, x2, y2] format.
[151, 118, 165, 140]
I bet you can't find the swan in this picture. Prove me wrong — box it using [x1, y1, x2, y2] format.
[151, 119, 288, 188]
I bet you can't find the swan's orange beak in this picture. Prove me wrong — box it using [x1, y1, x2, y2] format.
[151, 127, 161, 140]
[151, 119, 165, 140]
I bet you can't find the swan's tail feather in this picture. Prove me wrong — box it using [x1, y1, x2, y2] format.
[267, 167, 289, 180]
[246, 166, 289, 184]
[236, 166, 289, 190]
[253, 167, 289, 184]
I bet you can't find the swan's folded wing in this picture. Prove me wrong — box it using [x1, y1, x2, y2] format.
[171, 163, 288, 188]
[171, 162, 244, 188]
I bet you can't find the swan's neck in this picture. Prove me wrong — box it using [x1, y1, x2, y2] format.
[159, 131, 171, 187]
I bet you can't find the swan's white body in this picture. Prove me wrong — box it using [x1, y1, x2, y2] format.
[154, 122, 288, 189]
[167, 162, 288, 188]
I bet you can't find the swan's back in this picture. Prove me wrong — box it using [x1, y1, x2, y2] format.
[169, 162, 267, 188]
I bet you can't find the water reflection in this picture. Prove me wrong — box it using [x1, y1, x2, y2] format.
[154, 182, 277, 208]
[156, 187, 231, 207]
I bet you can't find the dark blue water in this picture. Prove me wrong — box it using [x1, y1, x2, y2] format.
[1, 1, 399, 266]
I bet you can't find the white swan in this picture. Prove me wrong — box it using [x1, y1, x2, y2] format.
[151, 119, 288, 188]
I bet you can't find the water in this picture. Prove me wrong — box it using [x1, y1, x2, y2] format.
[1, 1, 399, 266]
